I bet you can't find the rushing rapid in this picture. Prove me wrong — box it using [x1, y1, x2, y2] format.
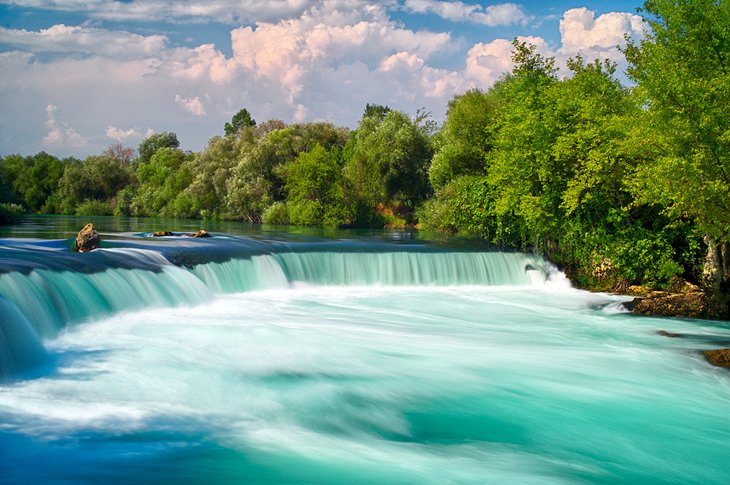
[0, 227, 729, 483]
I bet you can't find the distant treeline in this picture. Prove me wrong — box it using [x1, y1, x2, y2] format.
[1, 1, 728, 299]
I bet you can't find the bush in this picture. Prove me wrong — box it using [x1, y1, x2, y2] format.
[262, 202, 290, 225]
[75, 199, 114, 216]
[0, 203, 25, 224]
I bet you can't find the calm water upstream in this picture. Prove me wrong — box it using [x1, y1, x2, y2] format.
[0, 216, 729, 484]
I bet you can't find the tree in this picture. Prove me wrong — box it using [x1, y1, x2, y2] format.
[225, 122, 349, 222]
[624, 0, 730, 313]
[343, 109, 432, 221]
[225, 108, 256, 136]
[56, 155, 135, 214]
[132, 147, 193, 217]
[1, 152, 65, 212]
[103, 143, 135, 164]
[281, 145, 354, 227]
[428, 89, 500, 190]
[137, 132, 180, 164]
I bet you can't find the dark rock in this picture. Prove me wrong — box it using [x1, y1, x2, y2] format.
[633, 292, 707, 319]
[75, 223, 100, 252]
[656, 330, 682, 338]
[189, 229, 210, 238]
[152, 231, 173, 237]
[619, 297, 643, 312]
[703, 348, 730, 368]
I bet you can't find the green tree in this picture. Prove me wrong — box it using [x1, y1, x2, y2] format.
[428, 89, 501, 190]
[226, 122, 349, 222]
[56, 155, 135, 214]
[1, 152, 65, 212]
[343, 109, 432, 223]
[224, 108, 257, 136]
[138, 132, 180, 164]
[624, 0, 730, 312]
[280, 145, 354, 227]
[132, 147, 193, 217]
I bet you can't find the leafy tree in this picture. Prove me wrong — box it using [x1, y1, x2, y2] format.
[226, 122, 349, 222]
[624, 0, 730, 312]
[1, 152, 65, 212]
[225, 108, 257, 136]
[132, 147, 193, 217]
[343, 109, 432, 222]
[281, 145, 354, 227]
[429, 89, 501, 190]
[137, 132, 180, 164]
[624, 0, 730, 242]
[363, 103, 391, 121]
[55, 155, 135, 214]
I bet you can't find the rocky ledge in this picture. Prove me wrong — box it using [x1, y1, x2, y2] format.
[703, 348, 730, 368]
[624, 291, 708, 319]
[620, 277, 707, 319]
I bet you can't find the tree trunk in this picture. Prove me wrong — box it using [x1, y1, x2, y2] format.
[703, 235, 730, 320]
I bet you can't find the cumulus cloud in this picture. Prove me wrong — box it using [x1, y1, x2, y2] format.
[465, 36, 552, 86]
[0, 24, 167, 58]
[43, 104, 87, 148]
[174, 95, 207, 116]
[403, 0, 530, 26]
[0, 4, 646, 157]
[106, 126, 143, 141]
[0, 0, 313, 23]
[560, 8, 644, 52]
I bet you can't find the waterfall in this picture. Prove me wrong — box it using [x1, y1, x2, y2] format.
[0, 241, 551, 379]
[0, 296, 47, 379]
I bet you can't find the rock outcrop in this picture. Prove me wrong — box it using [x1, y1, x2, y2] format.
[152, 231, 172, 237]
[628, 292, 707, 319]
[703, 348, 730, 368]
[75, 223, 100, 252]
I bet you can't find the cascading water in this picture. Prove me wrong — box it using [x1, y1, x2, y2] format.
[0, 227, 729, 484]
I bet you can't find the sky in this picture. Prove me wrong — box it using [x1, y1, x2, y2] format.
[0, 0, 645, 158]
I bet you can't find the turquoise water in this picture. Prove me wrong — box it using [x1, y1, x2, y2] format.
[1, 218, 729, 483]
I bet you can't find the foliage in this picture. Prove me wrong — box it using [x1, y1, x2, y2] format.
[226, 122, 349, 222]
[137, 132, 180, 164]
[0, 152, 66, 212]
[624, 0, 730, 243]
[225, 108, 257, 136]
[55, 155, 135, 214]
[75, 199, 114, 216]
[131, 147, 193, 217]
[281, 145, 354, 227]
[343, 109, 432, 220]
[428, 89, 500, 190]
[0, 203, 25, 225]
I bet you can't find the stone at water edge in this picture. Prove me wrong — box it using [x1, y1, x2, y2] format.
[152, 231, 173, 237]
[703, 349, 730, 368]
[190, 229, 210, 238]
[75, 223, 100, 252]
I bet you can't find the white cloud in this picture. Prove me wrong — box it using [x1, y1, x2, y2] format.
[175, 95, 207, 116]
[0, 24, 167, 58]
[557, 8, 645, 67]
[106, 126, 143, 141]
[0, 0, 313, 23]
[403, 0, 530, 26]
[465, 36, 551, 87]
[0, 5, 645, 157]
[43, 104, 87, 148]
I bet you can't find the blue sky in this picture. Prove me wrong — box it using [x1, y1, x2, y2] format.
[0, 1, 645, 157]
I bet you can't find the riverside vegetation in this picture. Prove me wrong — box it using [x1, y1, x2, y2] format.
[1, 0, 728, 318]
